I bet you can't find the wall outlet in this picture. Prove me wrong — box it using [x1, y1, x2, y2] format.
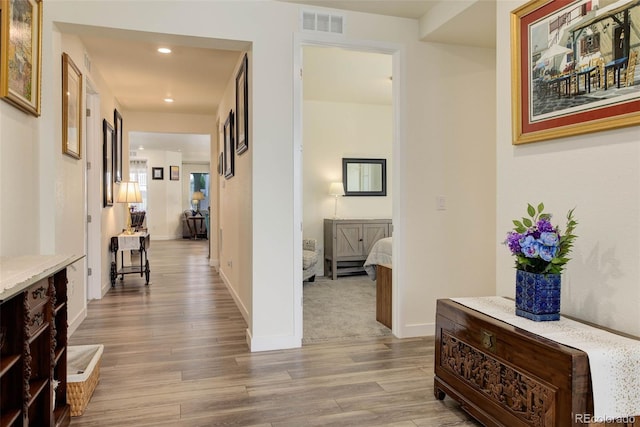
[436, 195, 446, 210]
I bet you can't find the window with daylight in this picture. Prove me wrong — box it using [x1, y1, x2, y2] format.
[190, 172, 210, 213]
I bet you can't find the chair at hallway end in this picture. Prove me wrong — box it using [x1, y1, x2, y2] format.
[303, 239, 318, 282]
[130, 211, 146, 232]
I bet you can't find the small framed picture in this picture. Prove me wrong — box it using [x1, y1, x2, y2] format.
[114, 109, 123, 182]
[170, 165, 180, 181]
[62, 52, 82, 159]
[235, 54, 249, 155]
[223, 110, 234, 179]
[102, 119, 114, 206]
[218, 152, 224, 176]
[152, 167, 164, 180]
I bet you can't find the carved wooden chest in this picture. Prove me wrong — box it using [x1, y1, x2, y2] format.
[434, 299, 636, 427]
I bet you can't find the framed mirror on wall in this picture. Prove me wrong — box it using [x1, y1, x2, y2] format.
[342, 158, 387, 196]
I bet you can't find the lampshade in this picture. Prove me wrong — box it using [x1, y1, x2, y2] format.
[329, 182, 345, 197]
[192, 191, 205, 201]
[117, 181, 142, 204]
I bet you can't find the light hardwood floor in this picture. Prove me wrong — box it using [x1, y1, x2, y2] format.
[69, 239, 481, 426]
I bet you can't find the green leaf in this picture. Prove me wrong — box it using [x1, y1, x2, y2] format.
[537, 202, 544, 213]
[527, 204, 536, 217]
[523, 218, 533, 227]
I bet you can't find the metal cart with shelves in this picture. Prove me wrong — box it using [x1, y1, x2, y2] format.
[110, 232, 150, 286]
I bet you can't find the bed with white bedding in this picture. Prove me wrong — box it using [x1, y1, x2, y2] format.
[363, 237, 392, 280]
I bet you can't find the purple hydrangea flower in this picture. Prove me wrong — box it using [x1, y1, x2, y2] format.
[505, 231, 523, 255]
[537, 217, 554, 232]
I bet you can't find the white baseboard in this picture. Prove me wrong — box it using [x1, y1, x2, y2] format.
[219, 270, 249, 324]
[397, 322, 435, 338]
[220, 271, 301, 352]
[246, 329, 301, 352]
[68, 307, 87, 337]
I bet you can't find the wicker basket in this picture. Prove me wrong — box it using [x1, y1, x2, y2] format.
[67, 344, 103, 416]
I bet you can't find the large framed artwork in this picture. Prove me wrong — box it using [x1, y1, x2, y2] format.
[103, 119, 114, 207]
[224, 110, 235, 179]
[235, 53, 249, 154]
[511, 0, 640, 144]
[114, 109, 123, 182]
[0, 0, 43, 116]
[62, 52, 82, 159]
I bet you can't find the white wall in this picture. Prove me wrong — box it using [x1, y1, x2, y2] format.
[216, 53, 253, 326]
[0, 105, 39, 255]
[134, 149, 184, 240]
[497, 1, 640, 336]
[0, 0, 498, 352]
[303, 100, 393, 277]
[396, 41, 496, 336]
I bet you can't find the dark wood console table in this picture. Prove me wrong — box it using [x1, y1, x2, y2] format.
[434, 298, 638, 427]
[0, 254, 83, 427]
[109, 232, 150, 286]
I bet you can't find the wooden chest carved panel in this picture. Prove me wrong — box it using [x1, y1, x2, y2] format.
[434, 299, 636, 427]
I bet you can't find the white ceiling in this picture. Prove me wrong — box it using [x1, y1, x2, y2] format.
[66, 1, 494, 158]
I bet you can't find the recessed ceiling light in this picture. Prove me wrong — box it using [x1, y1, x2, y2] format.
[164, 98, 174, 103]
[157, 47, 172, 54]
[138, 145, 144, 150]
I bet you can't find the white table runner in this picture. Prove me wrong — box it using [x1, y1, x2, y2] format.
[452, 296, 640, 419]
[117, 232, 146, 251]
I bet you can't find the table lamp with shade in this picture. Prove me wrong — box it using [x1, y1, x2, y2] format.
[191, 191, 205, 215]
[329, 182, 345, 218]
[117, 181, 142, 234]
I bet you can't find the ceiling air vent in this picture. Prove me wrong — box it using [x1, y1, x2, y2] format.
[302, 10, 345, 35]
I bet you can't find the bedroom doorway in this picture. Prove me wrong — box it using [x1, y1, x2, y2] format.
[296, 41, 398, 344]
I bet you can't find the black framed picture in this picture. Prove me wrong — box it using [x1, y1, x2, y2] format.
[114, 109, 123, 182]
[224, 110, 234, 179]
[152, 167, 164, 180]
[102, 119, 114, 206]
[235, 53, 248, 155]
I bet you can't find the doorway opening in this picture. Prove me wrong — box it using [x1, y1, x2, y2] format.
[294, 37, 403, 345]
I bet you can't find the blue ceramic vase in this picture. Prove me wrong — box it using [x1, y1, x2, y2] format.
[515, 270, 561, 321]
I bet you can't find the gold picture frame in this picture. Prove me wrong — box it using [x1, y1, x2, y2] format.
[170, 165, 180, 181]
[0, 0, 43, 116]
[62, 52, 82, 159]
[511, 0, 640, 144]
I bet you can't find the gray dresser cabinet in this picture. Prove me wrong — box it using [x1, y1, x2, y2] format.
[323, 218, 392, 279]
